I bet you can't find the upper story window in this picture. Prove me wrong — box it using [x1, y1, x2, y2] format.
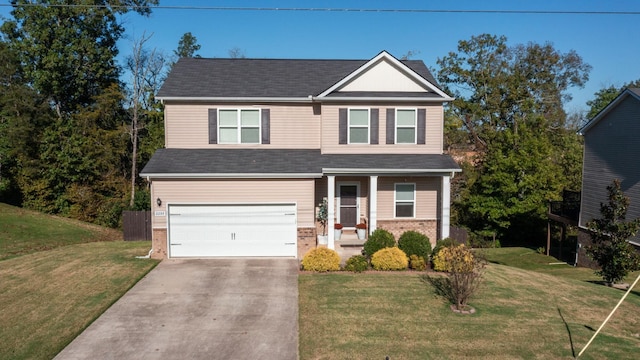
[348, 108, 370, 144]
[218, 109, 261, 144]
[396, 109, 417, 144]
[395, 183, 416, 218]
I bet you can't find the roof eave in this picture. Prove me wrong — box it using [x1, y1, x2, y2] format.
[140, 172, 324, 179]
[156, 96, 314, 103]
[322, 168, 462, 175]
[579, 88, 640, 135]
[314, 96, 455, 103]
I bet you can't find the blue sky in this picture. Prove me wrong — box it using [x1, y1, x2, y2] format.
[2, 1, 640, 113]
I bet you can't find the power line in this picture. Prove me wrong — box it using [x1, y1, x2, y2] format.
[0, 3, 639, 16]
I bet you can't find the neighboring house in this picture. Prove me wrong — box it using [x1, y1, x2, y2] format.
[140, 51, 461, 259]
[576, 88, 640, 266]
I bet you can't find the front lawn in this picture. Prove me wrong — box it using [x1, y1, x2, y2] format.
[299, 264, 640, 359]
[0, 241, 158, 360]
[0, 203, 122, 260]
[483, 247, 640, 283]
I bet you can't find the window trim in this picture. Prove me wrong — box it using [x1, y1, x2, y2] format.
[347, 108, 370, 144]
[394, 183, 416, 218]
[217, 108, 262, 144]
[395, 108, 417, 144]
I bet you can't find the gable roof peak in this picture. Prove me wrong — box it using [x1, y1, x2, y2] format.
[579, 87, 640, 134]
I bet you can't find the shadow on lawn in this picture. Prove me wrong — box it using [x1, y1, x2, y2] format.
[585, 281, 640, 297]
[557, 307, 576, 358]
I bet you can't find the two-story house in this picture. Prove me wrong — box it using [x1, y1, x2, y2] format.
[576, 87, 640, 266]
[140, 51, 461, 259]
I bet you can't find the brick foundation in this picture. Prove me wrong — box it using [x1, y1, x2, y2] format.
[377, 219, 438, 247]
[152, 229, 167, 259]
[298, 227, 317, 259]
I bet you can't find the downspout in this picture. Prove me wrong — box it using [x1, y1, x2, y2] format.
[136, 248, 153, 259]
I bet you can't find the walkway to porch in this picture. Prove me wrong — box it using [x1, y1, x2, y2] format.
[334, 231, 366, 265]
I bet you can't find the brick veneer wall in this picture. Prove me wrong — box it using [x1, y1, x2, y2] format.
[377, 219, 438, 247]
[152, 229, 167, 259]
[298, 227, 316, 259]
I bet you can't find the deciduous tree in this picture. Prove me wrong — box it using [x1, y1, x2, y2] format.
[437, 34, 590, 242]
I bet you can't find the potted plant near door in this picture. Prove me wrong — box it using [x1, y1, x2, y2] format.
[356, 223, 367, 240]
[316, 199, 328, 245]
[334, 223, 343, 241]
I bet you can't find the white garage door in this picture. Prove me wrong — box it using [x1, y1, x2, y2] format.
[168, 204, 297, 257]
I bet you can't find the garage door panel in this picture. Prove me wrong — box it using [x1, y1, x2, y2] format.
[168, 204, 297, 257]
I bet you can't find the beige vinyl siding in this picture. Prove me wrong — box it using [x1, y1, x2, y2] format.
[151, 179, 315, 228]
[340, 60, 426, 92]
[377, 177, 439, 220]
[165, 103, 320, 149]
[321, 104, 443, 154]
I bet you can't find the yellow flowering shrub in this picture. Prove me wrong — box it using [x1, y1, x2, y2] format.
[432, 244, 475, 272]
[371, 247, 408, 271]
[301, 247, 341, 271]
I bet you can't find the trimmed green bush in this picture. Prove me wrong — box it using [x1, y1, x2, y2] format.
[432, 237, 457, 258]
[301, 247, 341, 272]
[344, 255, 369, 273]
[409, 254, 427, 271]
[363, 229, 395, 258]
[398, 231, 431, 261]
[371, 247, 408, 271]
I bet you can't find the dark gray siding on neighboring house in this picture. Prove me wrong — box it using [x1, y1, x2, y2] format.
[580, 95, 640, 245]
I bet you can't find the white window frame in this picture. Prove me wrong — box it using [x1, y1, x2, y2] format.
[394, 183, 416, 218]
[218, 108, 261, 144]
[348, 108, 370, 144]
[395, 108, 417, 144]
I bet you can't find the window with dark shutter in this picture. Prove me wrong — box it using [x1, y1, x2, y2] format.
[417, 108, 426, 145]
[386, 108, 395, 144]
[208, 108, 217, 144]
[261, 109, 270, 144]
[370, 108, 379, 144]
[339, 108, 348, 144]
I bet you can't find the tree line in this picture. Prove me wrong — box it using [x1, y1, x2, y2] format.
[0, 2, 635, 239]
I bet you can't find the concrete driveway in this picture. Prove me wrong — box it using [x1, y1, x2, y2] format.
[55, 258, 299, 360]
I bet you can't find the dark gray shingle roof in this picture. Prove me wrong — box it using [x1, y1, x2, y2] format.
[140, 149, 460, 176]
[157, 56, 442, 99]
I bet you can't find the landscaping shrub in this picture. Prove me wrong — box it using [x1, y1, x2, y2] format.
[432, 237, 457, 258]
[409, 254, 427, 271]
[344, 255, 369, 273]
[432, 244, 474, 273]
[398, 230, 431, 261]
[363, 229, 395, 258]
[423, 244, 486, 311]
[371, 247, 408, 271]
[302, 247, 341, 272]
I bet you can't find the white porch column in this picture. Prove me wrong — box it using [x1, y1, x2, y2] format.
[369, 175, 378, 235]
[327, 175, 336, 250]
[441, 175, 451, 239]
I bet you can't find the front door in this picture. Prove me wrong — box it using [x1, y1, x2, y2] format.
[339, 185, 358, 227]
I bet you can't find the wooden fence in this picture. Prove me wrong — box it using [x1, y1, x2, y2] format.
[123, 210, 151, 241]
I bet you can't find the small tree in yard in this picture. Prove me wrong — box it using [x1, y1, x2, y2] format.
[586, 179, 640, 285]
[424, 244, 486, 311]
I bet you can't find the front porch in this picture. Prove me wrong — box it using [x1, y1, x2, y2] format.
[316, 173, 452, 252]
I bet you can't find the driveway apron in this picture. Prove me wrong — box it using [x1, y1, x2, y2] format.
[55, 258, 299, 360]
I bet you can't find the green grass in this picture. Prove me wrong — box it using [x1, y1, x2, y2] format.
[0, 203, 122, 260]
[482, 247, 640, 283]
[0, 241, 158, 360]
[299, 263, 640, 359]
[0, 202, 159, 359]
